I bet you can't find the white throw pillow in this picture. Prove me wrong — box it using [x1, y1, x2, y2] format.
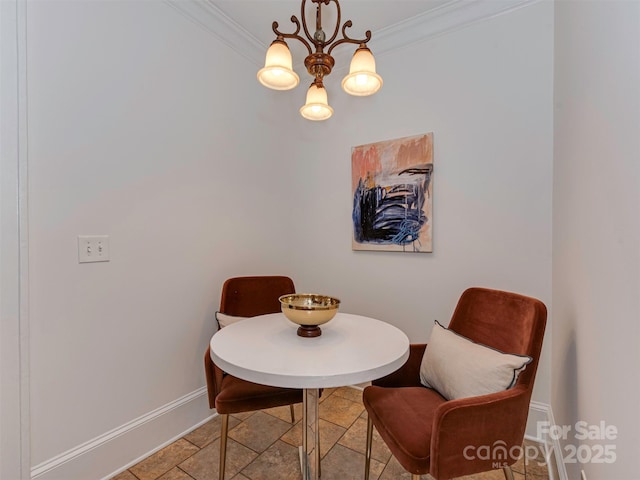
[419, 321, 532, 400]
[215, 312, 248, 329]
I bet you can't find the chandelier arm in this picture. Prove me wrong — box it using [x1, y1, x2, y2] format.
[300, 0, 315, 49]
[272, 18, 300, 38]
[326, 27, 372, 55]
[342, 22, 372, 44]
[320, 0, 342, 47]
[272, 17, 313, 56]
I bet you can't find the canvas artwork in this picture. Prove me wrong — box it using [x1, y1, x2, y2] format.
[351, 133, 433, 253]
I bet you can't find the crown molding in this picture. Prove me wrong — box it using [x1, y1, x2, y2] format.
[165, 0, 541, 68]
[372, 0, 541, 55]
[163, 0, 265, 65]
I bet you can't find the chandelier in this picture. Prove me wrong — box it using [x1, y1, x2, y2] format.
[257, 0, 383, 121]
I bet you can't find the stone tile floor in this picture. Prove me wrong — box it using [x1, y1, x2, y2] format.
[111, 387, 551, 480]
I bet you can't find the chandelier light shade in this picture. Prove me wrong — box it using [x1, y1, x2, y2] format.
[257, 40, 300, 90]
[257, 0, 382, 121]
[300, 79, 334, 121]
[341, 45, 383, 96]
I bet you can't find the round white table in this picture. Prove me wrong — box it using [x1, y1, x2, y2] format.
[209, 312, 410, 480]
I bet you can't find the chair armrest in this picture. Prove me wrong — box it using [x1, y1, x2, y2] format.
[429, 385, 532, 479]
[372, 344, 426, 388]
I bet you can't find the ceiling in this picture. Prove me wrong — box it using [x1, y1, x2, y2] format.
[209, 0, 453, 48]
[166, 0, 537, 67]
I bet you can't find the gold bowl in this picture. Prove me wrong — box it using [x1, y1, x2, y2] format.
[279, 293, 340, 337]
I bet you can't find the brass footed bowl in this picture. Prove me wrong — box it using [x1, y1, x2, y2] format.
[279, 294, 340, 337]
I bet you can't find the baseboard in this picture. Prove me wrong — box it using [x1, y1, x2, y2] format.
[31, 387, 212, 480]
[527, 400, 568, 480]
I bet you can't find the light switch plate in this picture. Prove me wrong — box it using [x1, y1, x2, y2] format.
[78, 235, 110, 263]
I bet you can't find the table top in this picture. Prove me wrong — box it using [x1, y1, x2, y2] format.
[210, 312, 410, 389]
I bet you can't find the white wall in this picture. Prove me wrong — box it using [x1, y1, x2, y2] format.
[22, 1, 556, 478]
[286, 1, 554, 402]
[26, 1, 298, 477]
[553, 1, 640, 479]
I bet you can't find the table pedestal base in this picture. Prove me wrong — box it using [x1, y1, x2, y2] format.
[300, 388, 320, 480]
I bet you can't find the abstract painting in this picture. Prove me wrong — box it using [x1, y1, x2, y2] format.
[352, 133, 433, 253]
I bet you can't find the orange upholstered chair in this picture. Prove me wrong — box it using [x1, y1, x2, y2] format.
[204, 276, 303, 480]
[363, 287, 547, 480]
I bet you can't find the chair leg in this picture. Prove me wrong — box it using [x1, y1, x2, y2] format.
[364, 416, 374, 480]
[503, 465, 515, 480]
[219, 414, 229, 480]
[412, 476, 421, 480]
[289, 404, 295, 423]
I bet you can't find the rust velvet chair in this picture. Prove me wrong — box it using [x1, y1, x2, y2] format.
[363, 287, 547, 480]
[204, 276, 303, 480]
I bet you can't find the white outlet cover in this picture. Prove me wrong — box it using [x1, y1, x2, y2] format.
[78, 235, 110, 263]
